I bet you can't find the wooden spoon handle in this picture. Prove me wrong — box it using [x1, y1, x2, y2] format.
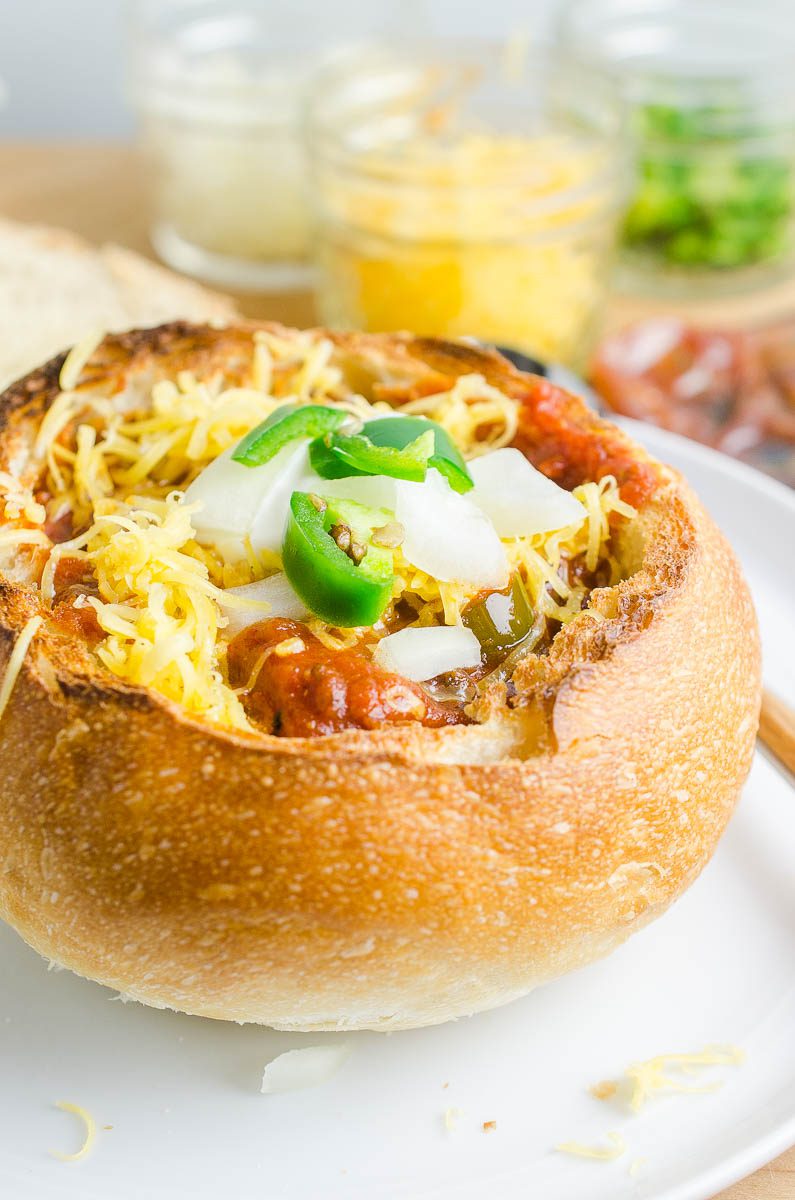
[758, 689, 795, 778]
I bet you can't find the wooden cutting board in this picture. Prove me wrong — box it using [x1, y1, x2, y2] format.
[0, 139, 793, 1200]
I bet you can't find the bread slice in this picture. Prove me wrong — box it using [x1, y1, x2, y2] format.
[0, 218, 236, 391]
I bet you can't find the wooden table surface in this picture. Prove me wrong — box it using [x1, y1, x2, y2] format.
[1, 140, 793, 1200]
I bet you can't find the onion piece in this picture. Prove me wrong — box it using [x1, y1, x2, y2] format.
[310, 472, 398, 511]
[218, 573, 308, 637]
[184, 441, 310, 552]
[260, 1043, 352, 1094]
[468, 448, 586, 537]
[396, 469, 509, 589]
[249, 442, 313, 553]
[183, 445, 272, 539]
[373, 625, 482, 682]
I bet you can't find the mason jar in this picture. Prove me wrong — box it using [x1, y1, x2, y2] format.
[129, 0, 409, 291]
[558, 0, 795, 294]
[306, 41, 629, 369]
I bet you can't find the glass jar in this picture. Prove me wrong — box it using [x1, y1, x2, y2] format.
[306, 41, 628, 369]
[129, 0, 407, 291]
[558, 0, 795, 295]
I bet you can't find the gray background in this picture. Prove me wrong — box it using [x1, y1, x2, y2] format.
[0, 0, 559, 138]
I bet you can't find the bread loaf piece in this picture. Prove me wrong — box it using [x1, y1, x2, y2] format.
[0, 218, 235, 390]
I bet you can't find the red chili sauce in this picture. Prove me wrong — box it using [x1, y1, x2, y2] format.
[510, 376, 659, 509]
[227, 618, 463, 737]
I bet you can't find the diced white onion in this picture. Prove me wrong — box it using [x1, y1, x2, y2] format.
[184, 441, 310, 552]
[183, 445, 267, 539]
[218, 573, 308, 637]
[260, 1043, 352, 1094]
[396, 469, 509, 589]
[311, 473, 398, 511]
[373, 625, 482, 681]
[468, 448, 586, 537]
[249, 443, 312, 554]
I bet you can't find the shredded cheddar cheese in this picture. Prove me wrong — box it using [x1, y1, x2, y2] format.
[622, 1046, 745, 1112]
[0, 329, 636, 731]
[0, 614, 42, 724]
[588, 1045, 746, 1115]
[443, 1106, 464, 1132]
[401, 374, 519, 457]
[556, 1131, 627, 1161]
[58, 327, 104, 392]
[558, 1045, 745, 1172]
[0, 528, 51, 551]
[51, 495, 255, 731]
[51, 1100, 97, 1163]
[0, 471, 46, 525]
[316, 132, 620, 367]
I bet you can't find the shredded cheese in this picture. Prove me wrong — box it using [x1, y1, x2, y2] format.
[0, 614, 42, 724]
[392, 474, 632, 633]
[0, 471, 46, 525]
[443, 1106, 464, 1132]
[51, 1100, 97, 1163]
[0, 528, 51, 550]
[317, 131, 619, 366]
[402, 374, 519, 457]
[589, 1045, 746, 1115]
[69, 496, 251, 730]
[58, 327, 104, 392]
[590, 1079, 618, 1101]
[556, 1131, 627, 1161]
[621, 1046, 745, 1112]
[0, 329, 637, 731]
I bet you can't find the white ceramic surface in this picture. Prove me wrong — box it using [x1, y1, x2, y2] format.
[1, 423, 794, 1200]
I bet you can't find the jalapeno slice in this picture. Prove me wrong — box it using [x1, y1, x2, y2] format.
[282, 492, 395, 628]
[233, 404, 350, 468]
[363, 416, 473, 493]
[462, 573, 534, 660]
[309, 415, 473, 493]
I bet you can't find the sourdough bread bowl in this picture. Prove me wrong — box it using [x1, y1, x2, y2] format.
[0, 322, 760, 1030]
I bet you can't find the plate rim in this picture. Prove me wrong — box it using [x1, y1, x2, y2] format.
[616, 415, 795, 515]
[615, 419, 795, 1197]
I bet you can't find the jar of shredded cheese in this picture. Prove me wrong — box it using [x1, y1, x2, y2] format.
[306, 42, 628, 368]
[558, 0, 795, 295]
[130, 0, 405, 291]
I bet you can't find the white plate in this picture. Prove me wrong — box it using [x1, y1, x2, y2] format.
[1, 424, 794, 1200]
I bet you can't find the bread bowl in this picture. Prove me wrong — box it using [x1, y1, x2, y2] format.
[0, 321, 760, 1031]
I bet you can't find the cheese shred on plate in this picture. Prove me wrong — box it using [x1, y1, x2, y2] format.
[556, 1131, 627, 1161]
[51, 1100, 97, 1163]
[619, 1045, 745, 1112]
[0, 330, 636, 731]
[559, 1045, 745, 1170]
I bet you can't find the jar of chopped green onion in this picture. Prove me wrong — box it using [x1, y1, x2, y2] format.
[558, 0, 795, 293]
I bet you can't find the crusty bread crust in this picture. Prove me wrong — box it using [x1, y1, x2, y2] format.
[0, 323, 761, 1029]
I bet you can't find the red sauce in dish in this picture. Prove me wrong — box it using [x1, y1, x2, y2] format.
[47, 555, 103, 642]
[227, 618, 464, 737]
[44, 510, 74, 544]
[51, 598, 103, 643]
[510, 376, 659, 509]
[52, 555, 92, 595]
[591, 318, 795, 486]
